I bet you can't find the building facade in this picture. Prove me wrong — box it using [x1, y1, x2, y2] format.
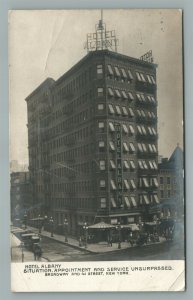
[10, 171, 32, 221]
[26, 50, 159, 234]
[158, 145, 184, 218]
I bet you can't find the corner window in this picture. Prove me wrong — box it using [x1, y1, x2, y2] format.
[97, 87, 104, 97]
[100, 198, 106, 208]
[97, 65, 103, 78]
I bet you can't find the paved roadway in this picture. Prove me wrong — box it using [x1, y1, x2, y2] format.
[40, 236, 184, 262]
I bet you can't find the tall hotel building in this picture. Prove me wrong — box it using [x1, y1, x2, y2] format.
[26, 18, 159, 234]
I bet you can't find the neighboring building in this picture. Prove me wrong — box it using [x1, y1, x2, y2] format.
[158, 145, 184, 218]
[26, 19, 159, 234]
[10, 171, 33, 220]
[10, 160, 28, 173]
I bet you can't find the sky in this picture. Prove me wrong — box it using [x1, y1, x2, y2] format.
[9, 9, 183, 165]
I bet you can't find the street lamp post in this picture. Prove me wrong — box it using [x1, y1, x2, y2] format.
[38, 214, 42, 234]
[63, 218, 68, 242]
[49, 217, 54, 237]
[83, 222, 88, 248]
[44, 215, 48, 230]
[20, 242, 24, 262]
[116, 222, 122, 249]
[23, 212, 27, 229]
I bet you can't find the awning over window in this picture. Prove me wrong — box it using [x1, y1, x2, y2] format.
[129, 125, 135, 135]
[115, 89, 121, 98]
[153, 194, 159, 203]
[122, 106, 128, 116]
[130, 196, 137, 207]
[143, 195, 150, 204]
[115, 105, 121, 115]
[128, 108, 134, 117]
[143, 177, 149, 187]
[129, 142, 135, 152]
[128, 70, 134, 80]
[123, 160, 130, 169]
[109, 141, 115, 151]
[122, 124, 129, 134]
[121, 68, 127, 79]
[109, 122, 115, 132]
[121, 90, 128, 99]
[107, 65, 114, 76]
[110, 160, 116, 169]
[111, 197, 117, 207]
[152, 178, 159, 187]
[128, 92, 134, 100]
[111, 180, 116, 190]
[114, 66, 121, 77]
[108, 104, 115, 114]
[124, 196, 130, 208]
[124, 179, 130, 190]
[123, 142, 129, 152]
[130, 160, 135, 169]
[130, 179, 136, 189]
[108, 87, 114, 97]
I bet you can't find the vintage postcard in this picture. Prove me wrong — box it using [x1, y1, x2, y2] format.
[9, 9, 185, 292]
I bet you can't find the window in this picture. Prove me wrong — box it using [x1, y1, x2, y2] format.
[167, 177, 171, 184]
[122, 106, 128, 116]
[128, 107, 134, 117]
[97, 64, 103, 77]
[109, 122, 115, 132]
[97, 87, 104, 97]
[100, 198, 106, 208]
[141, 110, 146, 118]
[115, 89, 121, 98]
[147, 74, 156, 84]
[115, 105, 122, 115]
[98, 104, 104, 110]
[124, 179, 130, 190]
[111, 180, 116, 190]
[108, 104, 115, 114]
[123, 160, 130, 169]
[129, 125, 135, 135]
[100, 180, 106, 188]
[129, 142, 135, 153]
[107, 65, 114, 76]
[130, 160, 135, 170]
[109, 141, 115, 151]
[121, 90, 128, 99]
[114, 66, 121, 77]
[152, 161, 157, 169]
[160, 177, 164, 184]
[128, 92, 134, 100]
[148, 144, 153, 153]
[140, 194, 149, 205]
[167, 190, 171, 198]
[123, 142, 129, 152]
[149, 161, 154, 169]
[148, 127, 153, 135]
[99, 141, 105, 148]
[99, 160, 105, 170]
[110, 160, 116, 169]
[137, 110, 142, 117]
[108, 87, 114, 97]
[98, 122, 105, 132]
[122, 124, 129, 134]
[160, 190, 164, 198]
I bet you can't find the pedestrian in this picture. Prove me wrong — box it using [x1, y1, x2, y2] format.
[33, 244, 42, 261]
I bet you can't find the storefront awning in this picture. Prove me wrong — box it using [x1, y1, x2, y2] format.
[88, 222, 115, 229]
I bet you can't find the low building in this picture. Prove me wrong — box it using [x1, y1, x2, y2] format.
[158, 145, 184, 218]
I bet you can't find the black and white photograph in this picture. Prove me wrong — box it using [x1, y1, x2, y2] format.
[9, 9, 185, 291]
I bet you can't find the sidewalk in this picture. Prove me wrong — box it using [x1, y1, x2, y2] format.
[11, 232, 47, 262]
[26, 226, 166, 254]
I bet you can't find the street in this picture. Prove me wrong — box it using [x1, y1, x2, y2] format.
[40, 236, 184, 262]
